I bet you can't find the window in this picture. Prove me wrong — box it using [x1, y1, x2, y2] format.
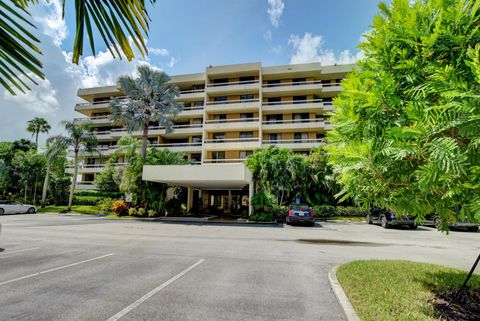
[292, 78, 306, 85]
[183, 101, 191, 108]
[239, 76, 255, 84]
[240, 113, 254, 121]
[212, 151, 225, 162]
[240, 131, 253, 139]
[268, 79, 281, 87]
[191, 153, 201, 162]
[294, 132, 308, 143]
[293, 113, 309, 123]
[240, 94, 254, 101]
[192, 84, 205, 91]
[84, 174, 95, 182]
[194, 101, 203, 108]
[191, 118, 203, 125]
[239, 151, 253, 159]
[267, 97, 281, 105]
[214, 96, 228, 104]
[213, 133, 226, 142]
[266, 114, 283, 123]
[213, 78, 228, 86]
[213, 114, 227, 121]
[293, 95, 307, 104]
[191, 136, 202, 143]
[269, 133, 281, 142]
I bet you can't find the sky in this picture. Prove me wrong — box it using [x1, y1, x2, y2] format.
[0, 0, 385, 145]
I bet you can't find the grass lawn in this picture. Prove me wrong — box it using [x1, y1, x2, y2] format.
[336, 260, 480, 321]
[38, 205, 111, 215]
[326, 216, 365, 222]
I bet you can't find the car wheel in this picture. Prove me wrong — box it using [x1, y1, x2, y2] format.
[409, 224, 418, 230]
[468, 226, 479, 232]
[0, 208, 4, 215]
[367, 214, 373, 224]
[380, 215, 389, 228]
[27, 207, 36, 214]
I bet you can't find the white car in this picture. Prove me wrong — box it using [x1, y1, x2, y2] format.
[0, 201, 36, 214]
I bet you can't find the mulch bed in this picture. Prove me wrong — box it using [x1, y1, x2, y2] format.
[433, 288, 480, 321]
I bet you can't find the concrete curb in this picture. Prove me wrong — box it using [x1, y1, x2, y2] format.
[328, 265, 361, 321]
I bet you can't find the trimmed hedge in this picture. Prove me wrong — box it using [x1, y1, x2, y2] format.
[313, 205, 367, 218]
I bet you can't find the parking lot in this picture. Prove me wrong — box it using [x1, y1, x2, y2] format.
[0, 214, 478, 321]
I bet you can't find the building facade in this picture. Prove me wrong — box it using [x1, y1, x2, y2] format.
[68, 62, 354, 215]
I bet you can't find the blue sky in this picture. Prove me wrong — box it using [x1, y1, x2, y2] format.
[0, 0, 386, 143]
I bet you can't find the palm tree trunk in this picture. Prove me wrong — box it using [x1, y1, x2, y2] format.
[141, 122, 149, 158]
[68, 151, 79, 210]
[41, 166, 50, 207]
[35, 131, 39, 150]
[24, 181, 27, 203]
[33, 178, 37, 204]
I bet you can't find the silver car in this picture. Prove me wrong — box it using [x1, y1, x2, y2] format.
[0, 200, 36, 214]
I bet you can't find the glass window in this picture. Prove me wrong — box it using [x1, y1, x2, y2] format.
[213, 78, 228, 86]
[239, 76, 255, 84]
[212, 151, 225, 161]
[292, 78, 306, 85]
[239, 151, 253, 159]
[266, 114, 283, 123]
[268, 79, 281, 87]
[293, 95, 307, 104]
[240, 94, 254, 101]
[240, 131, 253, 139]
[214, 96, 228, 104]
[183, 101, 191, 108]
[269, 133, 280, 142]
[213, 114, 226, 121]
[294, 132, 308, 143]
[191, 136, 202, 143]
[213, 133, 226, 142]
[194, 101, 203, 108]
[240, 113, 254, 121]
[267, 97, 281, 105]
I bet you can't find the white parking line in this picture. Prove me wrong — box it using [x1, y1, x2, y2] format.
[0, 247, 40, 257]
[0, 253, 114, 286]
[105, 259, 205, 321]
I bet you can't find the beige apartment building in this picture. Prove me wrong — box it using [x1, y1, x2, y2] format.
[68, 61, 354, 215]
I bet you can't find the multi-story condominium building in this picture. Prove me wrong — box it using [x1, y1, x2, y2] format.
[68, 61, 354, 215]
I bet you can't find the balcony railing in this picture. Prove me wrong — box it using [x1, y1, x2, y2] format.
[75, 96, 127, 108]
[207, 79, 259, 87]
[206, 117, 259, 124]
[206, 98, 259, 106]
[322, 82, 341, 87]
[110, 123, 203, 134]
[262, 118, 330, 125]
[203, 158, 245, 164]
[180, 88, 204, 94]
[262, 98, 324, 106]
[91, 130, 112, 135]
[263, 138, 326, 144]
[150, 142, 202, 148]
[262, 80, 323, 88]
[74, 115, 110, 123]
[67, 162, 128, 170]
[204, 137, 258, 143]
[183, 105, 204, 111]
[76, 181, 94, 185]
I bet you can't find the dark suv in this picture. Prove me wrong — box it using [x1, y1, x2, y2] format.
[285, 204, 315, 226]
[367, 208, 417, 229]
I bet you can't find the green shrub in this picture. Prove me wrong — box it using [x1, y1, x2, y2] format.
[251, 190, 277, 212]
[249, 212, 275, 222]
[96, 198, 115, 212]
[313, 204, 336, 217]
[73, 195, 105, 205]
[148, 209, 156, 217]
[75, 191, 123, 198]
[335, 206, 367, 217]
[137, 208, 145, 217]
[165, 198, 183, 216]
[128, 208, 138, 216]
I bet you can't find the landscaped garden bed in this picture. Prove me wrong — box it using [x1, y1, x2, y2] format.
[336, 260, 480, 321]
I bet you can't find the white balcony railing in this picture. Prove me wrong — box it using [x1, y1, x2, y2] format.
[204, 137, 258, 143]
[262, 80, 323, 88]
[207, 79, 259, 87]
[75, 96, 128, 108]
[262, 98, 324, 106]
[206, 117, 259, 124]
[150, 142, 202, 148]
[203, 158, 245, 164]
[322, 82, 342, 87]
[263, 138, 326, 144]
[262, 118, 330, 125]
[67, 162, 128, 170]
[180, 88, 204, 94]
[206, 98, 259, 106]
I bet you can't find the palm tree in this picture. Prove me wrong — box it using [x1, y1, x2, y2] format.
[2, 0, 156, 95]
[40, 135, 69, 206]
[62, 121, 97, 210]
[110, 65, 183, 158]
[26, 117, 51, 149]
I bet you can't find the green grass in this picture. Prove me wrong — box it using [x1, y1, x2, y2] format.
[38, 205, 111, 215]
[336, 260, 480, 321]
[326, 216, 365, 222]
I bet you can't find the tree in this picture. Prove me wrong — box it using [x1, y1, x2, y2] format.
[1, 0, 157, 95]
[62, 121, 97, 210]
[26, 117, 51, 149]
[13, 149, 45, 203]
[40, 135, 68, 206]
[110, 65, 183, 158]
[327, 0, 480, 229]
[0, 139, 36, 195]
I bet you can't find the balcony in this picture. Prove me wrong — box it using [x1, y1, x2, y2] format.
[262, 138, 326, 149]
[321, 82, 343, 93]
[74, 96, 127, 113]
[179, 88, 204, 100]
[179, 105, 204, 118]
[150, 142, 202, 153]
[74, 115, 111, 125]
[206, 80, 260, 95]
[75, 181, 97, 190]
[91, 130, 112, 140]
[262, 99, 333, 114]
[204, 117, 259, 132]
[205, 98, 260, 113]
[110, 123, 203, 138]
[261, 118, 333, 132]
[203, 137, 259, 151]
[66, 162, 128, 174]
[203, 158, 245, 164]
[262, 80, 323, 96]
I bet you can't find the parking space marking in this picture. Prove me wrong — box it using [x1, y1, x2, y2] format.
[0, 253, 114, 286]
[106, 259, 205, 321]
[0, 247, 40, 257]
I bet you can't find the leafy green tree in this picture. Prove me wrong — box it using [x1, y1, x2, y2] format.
[327, 0, 480, 229]
[110, 65, 183, 158]
[13, 149, 45, 203]
[0, 139, 36, 196]
[94, 161, 120, 192]
[2, 0, 157, 95]
[62, 121, 97, 210]
[40, 135, 68, 206]
[26, 117, 51, 149]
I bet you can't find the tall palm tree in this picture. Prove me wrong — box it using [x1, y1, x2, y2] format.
[26, 117, 51, 149]
[110, 65, 183, 158]
[2, 0, 156, 95]
[62, 121, 97, 210]
[40, 135, 69, 206]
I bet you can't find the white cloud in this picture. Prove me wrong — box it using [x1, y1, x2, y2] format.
[267, 0, 284, 28]
[263, 28, 272, 41]
[288, 32, 364, 65]
[149, 47, 169, 56]
[33, 0, 67, 46]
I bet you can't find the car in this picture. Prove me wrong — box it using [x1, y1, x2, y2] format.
[285, 204, 315, 226]
[423, 214, 479, 232]
[367, 208, 417, 229]
[0, 200, 36, 215]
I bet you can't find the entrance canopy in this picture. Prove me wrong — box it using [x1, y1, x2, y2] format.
[142, 164, 252, 189]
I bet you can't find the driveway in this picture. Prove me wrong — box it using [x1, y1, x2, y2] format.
[0, 214, 477, 321]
